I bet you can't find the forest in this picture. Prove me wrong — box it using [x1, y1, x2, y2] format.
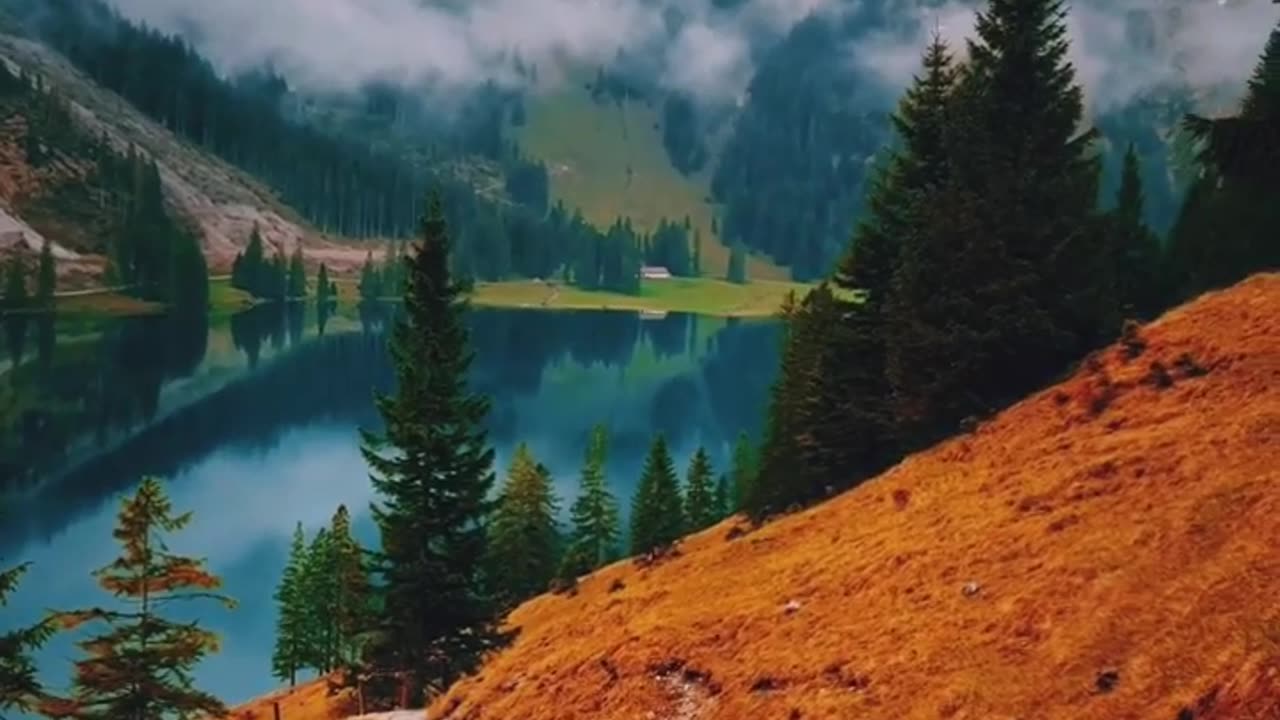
[0, 58, 206, 311]
[2, 0, 705, 295]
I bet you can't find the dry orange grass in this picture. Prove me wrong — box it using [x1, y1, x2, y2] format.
[224, 675, 356, 720]
[425, 274, 1280, 720]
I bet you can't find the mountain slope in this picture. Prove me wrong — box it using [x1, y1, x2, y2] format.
[516, 86, 789, 282]
[427, 273, 1280, 720]
[0, 31, 369, 279]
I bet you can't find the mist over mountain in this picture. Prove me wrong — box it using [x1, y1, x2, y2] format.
[100, 0, 1276, 113]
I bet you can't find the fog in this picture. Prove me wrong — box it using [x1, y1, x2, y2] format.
[104, 0, 1278, 111]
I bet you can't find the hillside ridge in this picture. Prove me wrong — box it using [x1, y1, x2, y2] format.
[425, 273, 1280, 720]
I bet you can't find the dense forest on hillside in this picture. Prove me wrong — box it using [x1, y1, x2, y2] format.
[710, 5, 1197, 280]
[745, 4, 1280, 518]
[0, 59, 205, 309]
[1, 0, 700, 292]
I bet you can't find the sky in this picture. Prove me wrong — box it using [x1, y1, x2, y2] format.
[102, 0, 1279, 112]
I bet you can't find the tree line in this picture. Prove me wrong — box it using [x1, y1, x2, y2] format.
[11, 0, 708, 297]
[742, 1, 1280, 519]
[0, 57, 206, 313]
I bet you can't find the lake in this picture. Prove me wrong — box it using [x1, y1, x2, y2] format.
[0, 302, 780, 709]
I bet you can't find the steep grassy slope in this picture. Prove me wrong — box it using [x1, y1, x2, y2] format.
[515, 87, 789, 282]
[425, 273, 1280, 720]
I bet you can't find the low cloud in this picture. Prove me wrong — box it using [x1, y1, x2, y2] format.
[849, 0, 1279, 114]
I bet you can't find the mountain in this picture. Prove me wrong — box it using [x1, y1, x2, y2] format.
[421, 273, 1280, 719]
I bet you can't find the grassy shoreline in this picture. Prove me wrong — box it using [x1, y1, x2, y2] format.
[43, 276, 810, 320]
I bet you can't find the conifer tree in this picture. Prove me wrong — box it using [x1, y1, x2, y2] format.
[1, 561, 54, 716]
[726, 242, 747, 284]
[713, 474, 731, 520]
[728, 432, 758, 513]
[2, 503, 55, 716]
[316, 263, 331, 306]
[750, 286, 839, 518]
[302, 527, 336, 673]
[328, 505, 371, 669]
[629, 435, 685, 554]
[271, 523, 310, 686]
[3, 257, 26, 310]
[287, 246, 307, 299]
[36, 238, 55, 308]
[1109, 143, 1165, 319]
[360, 192, 501, 706]
[683, 447, 717, 531]
[359, 251, 381, 302]
[487, 444, 561, 605]
[560, 425, 620, 579]
[1174, 21, 1280, 298]
[43, 477, 234, 720]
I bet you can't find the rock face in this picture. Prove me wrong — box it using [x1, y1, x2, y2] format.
[425, 274, 1280, 720]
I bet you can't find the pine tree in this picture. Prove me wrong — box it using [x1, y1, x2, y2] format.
[1110, 143, 1165, 319]
[316, 262, 331, 306]
[560, 424, 620, 579]
[726, 242, 747, 284]
[360, 192, 502, 706]
[713, 474, 731, 520]
[42, 477, 234, 720]
[487, 444, 561, 605]
[271, 523, 310, 686]
[287, 245, 307, 299]
[683, 447, 717, 531]
[301, 527, 336, 673]
[728, 432, 758, 513]
[36, 238, 55, 308]
[3, 257, 26, 310]
[2, 502, 56, 716]
[1175, 21, 1280, 297]
[359, 251, 381, 302]
[238, 225, 266, 295]
[328, 505, 371, 669]
[749, 286, 839, 518]
[629, 435, 685, 554]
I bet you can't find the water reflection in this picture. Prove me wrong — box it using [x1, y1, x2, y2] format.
[1, 303, 779, 709]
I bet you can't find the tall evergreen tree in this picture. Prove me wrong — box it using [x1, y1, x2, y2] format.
[287, 246, 307, 299]
[302, 527, 337, 673]
[316, 263, 331, 306]
[560, 424, 620, 579]
[271, 523, 310, 686]
[1109, 143, 1165, 319]
[42, 477, 234, 720]
[728, 432, 758, 513]
[36, 239, 55, 308]
[328, 505, 371, 669]
[1, 560, 54, 716]
[360, 192, 502, 706]
[713, 474, 731, 520]
[1173, 21, 1280, 298]
[683, 447, 717, 531]
[749, 287, 839, 518]
[359, 251, 382, 302]
[726, 242, 747, 284]
[629, 435, 685, 554]
[3, 257, 26, 310]
[487, 444, 561, 605]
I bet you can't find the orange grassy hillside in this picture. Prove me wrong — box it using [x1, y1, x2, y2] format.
[429, 274, 1280, 720]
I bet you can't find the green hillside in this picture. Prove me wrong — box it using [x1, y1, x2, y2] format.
[513, 86, 789, 281]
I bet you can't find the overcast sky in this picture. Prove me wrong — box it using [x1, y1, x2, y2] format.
[104, 0, 1278, 111]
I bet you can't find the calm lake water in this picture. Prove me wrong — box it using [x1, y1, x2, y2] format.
[0, 302, 779, 709]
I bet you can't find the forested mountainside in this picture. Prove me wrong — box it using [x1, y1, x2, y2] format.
[0, 0, 712, 291]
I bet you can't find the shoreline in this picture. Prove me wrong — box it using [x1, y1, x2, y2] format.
[33, 277, 810, 320]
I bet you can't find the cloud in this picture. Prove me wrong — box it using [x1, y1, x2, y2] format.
[848, 0, 1279, 115]
[103, 0, 840, 103]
